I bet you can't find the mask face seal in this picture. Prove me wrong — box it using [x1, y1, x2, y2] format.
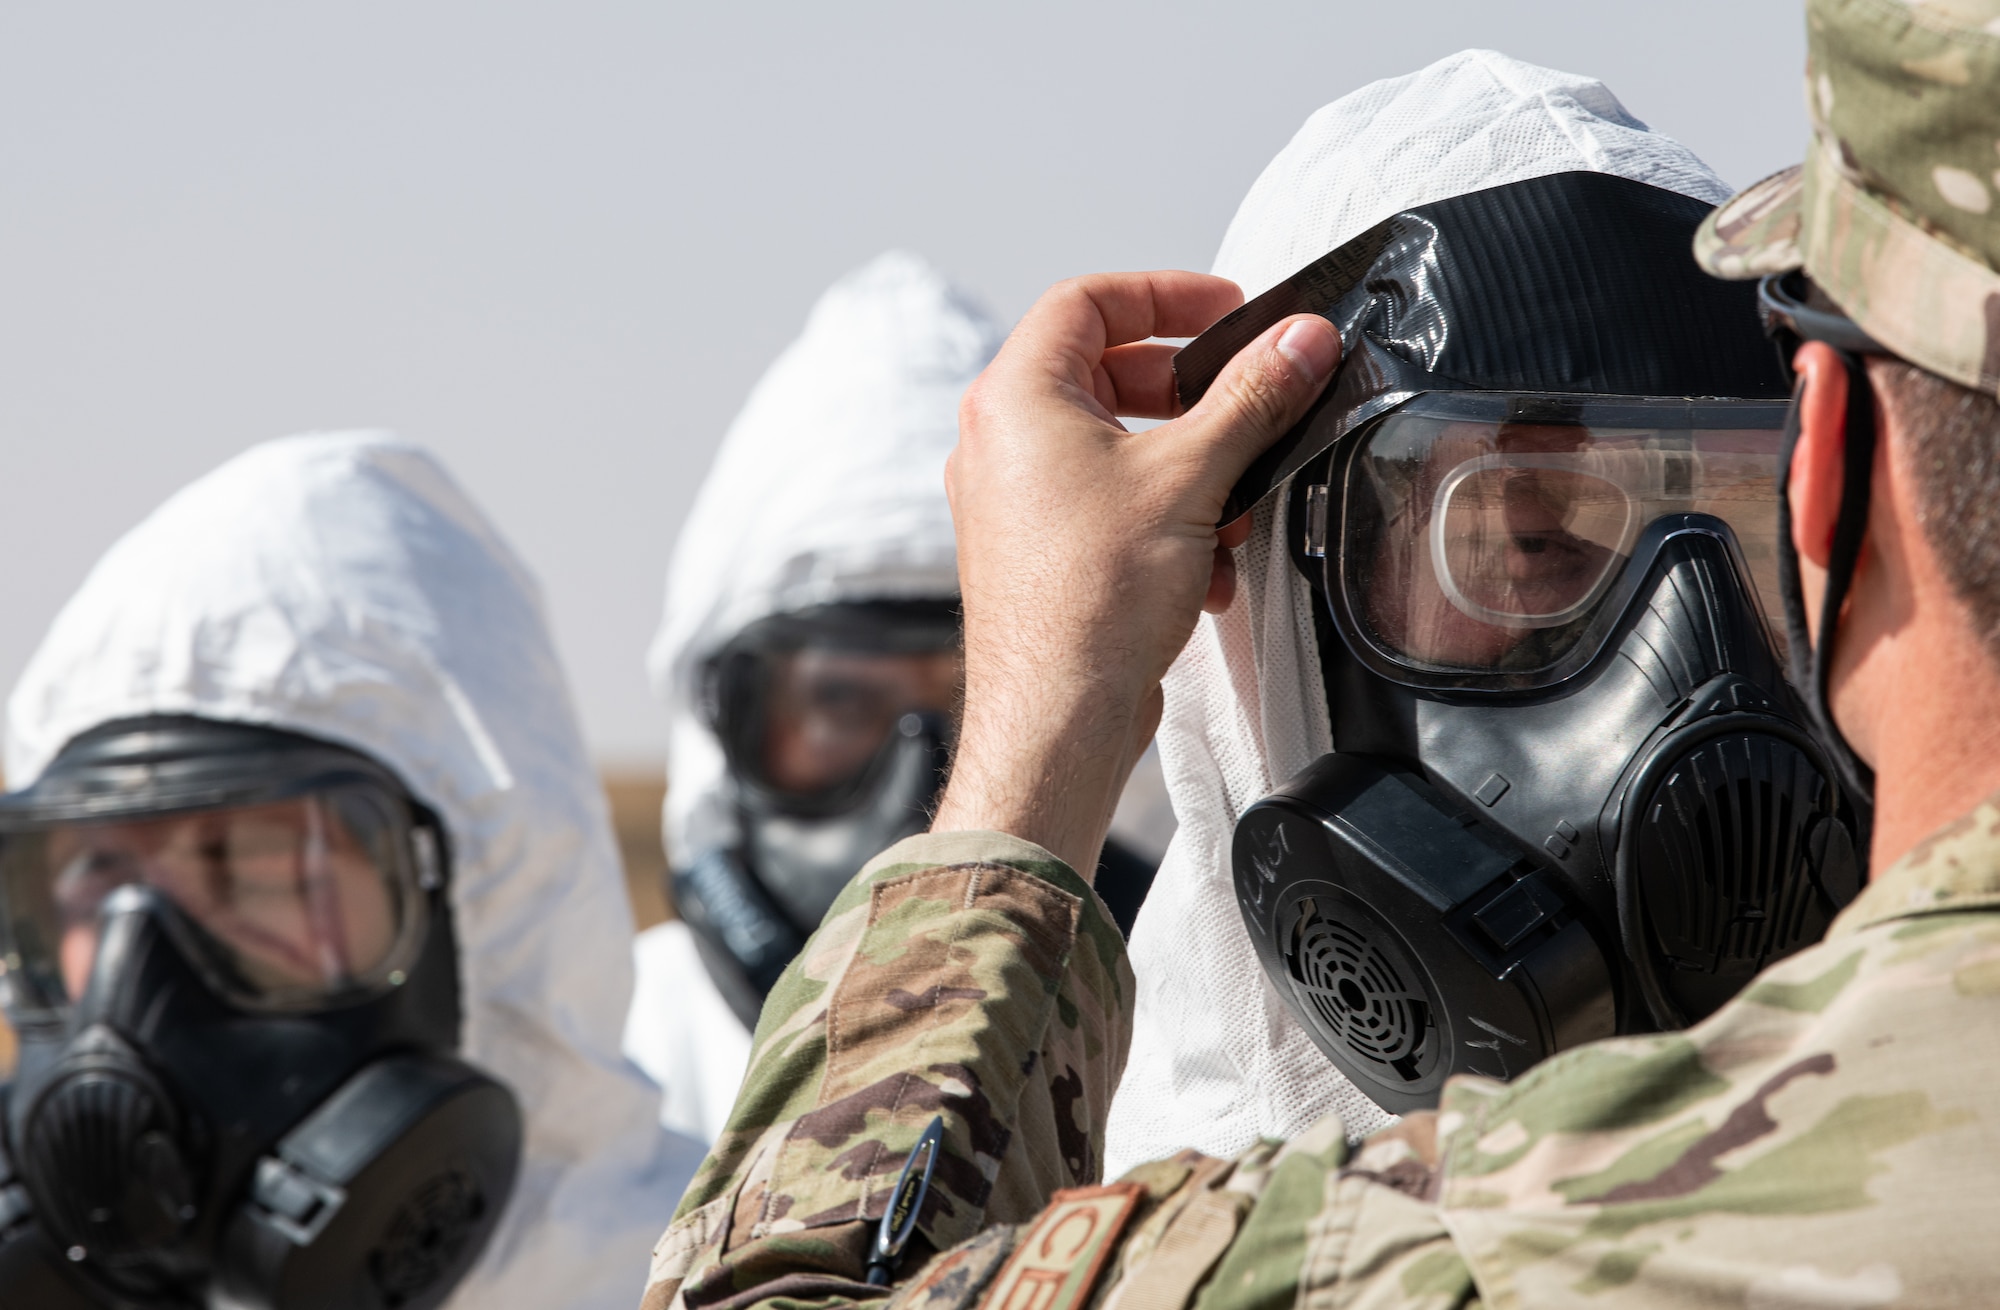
[0, 716, 521, 1310]
[1177, 172, 1865, 1114]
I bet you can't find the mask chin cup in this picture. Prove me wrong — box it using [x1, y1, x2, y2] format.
[742, 715, 946, 929]
[1233, 755, 1615, 1115]
[218, 1054, 522, 1310]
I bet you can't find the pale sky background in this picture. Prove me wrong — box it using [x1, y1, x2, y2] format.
[0, 3, 1807, 764]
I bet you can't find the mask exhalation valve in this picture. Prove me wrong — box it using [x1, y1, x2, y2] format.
[1618, 711, 1861, 1027]
[20, 1031, 199, 1287]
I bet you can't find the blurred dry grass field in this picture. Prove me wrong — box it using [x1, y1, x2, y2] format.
[0, 770, 675, 1081]
[605, 769, 674, 930]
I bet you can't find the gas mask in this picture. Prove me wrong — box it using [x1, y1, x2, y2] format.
[674, 602, 960, 1027]
[1176, 171, 1867, 1114]
[0, 717, 521, 1309]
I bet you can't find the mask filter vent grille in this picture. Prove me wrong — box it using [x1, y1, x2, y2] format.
[1284, 896, 1436, 1084]
[369, 1167, 488, 1307]
[1627, 720, 1860, 1025]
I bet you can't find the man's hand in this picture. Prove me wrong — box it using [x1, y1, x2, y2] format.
[933, 271, 1339, 875]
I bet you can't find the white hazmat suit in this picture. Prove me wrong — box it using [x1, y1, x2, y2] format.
[1103, 50, 1738, 1177]
[6, 431, 705, 1310]
[624, 251, 1006, 1144]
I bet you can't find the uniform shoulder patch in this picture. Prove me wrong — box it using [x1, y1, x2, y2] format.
[977, 1183, 1145, 1310]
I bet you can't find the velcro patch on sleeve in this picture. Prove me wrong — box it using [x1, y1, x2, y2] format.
[1099, 1186, 1249, 1310]
[977, 1183, 1145, 1310]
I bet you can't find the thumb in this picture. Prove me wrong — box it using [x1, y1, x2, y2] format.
[1169, 313, 1339, 490]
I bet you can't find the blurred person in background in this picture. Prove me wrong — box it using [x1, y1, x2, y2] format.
[624, 253, 1165, 1146]
[0, 433, 701, 1310]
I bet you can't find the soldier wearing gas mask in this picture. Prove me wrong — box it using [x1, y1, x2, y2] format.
[0, 433, 702, 1309]
[625, 254, 1162, 1145]
[1105, 52, 1866, 1174]
[639, 18, 2000, 1302]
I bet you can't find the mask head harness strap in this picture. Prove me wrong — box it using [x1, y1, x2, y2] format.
[1760, 272, 1880, 840]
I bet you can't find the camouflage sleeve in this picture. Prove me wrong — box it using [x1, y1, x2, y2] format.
[901, 1113, 1479, 1310]
[884, 1114, 1479, 1310]
[639, 830, 1134, 1310]
[1138, 1116, 1481, 1310]
[636, 825, 1479, 1310]
[1428, 893, 2000, 1306]
[644, 799, 2000, 1310]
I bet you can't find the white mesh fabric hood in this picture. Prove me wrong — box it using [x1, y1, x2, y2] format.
[5, 431, 704, 1310]
[647, 251, 1004, 866]
[1104, 50, 1734, 1176]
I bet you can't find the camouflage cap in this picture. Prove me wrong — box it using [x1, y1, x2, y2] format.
[1694, 0, 2000, 393]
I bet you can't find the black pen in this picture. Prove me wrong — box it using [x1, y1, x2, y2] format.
[865, 1115, 945, 1287]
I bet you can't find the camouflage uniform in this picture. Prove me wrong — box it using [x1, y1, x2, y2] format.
[643, 4, 2000, 1308]
[1694, 0, 2000, 387]
[640, 810, 2000, 1310]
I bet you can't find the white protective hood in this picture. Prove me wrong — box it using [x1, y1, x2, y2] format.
[1104, 50, 1736, 1175]
[646, 250, 1005, 874]
[6, 432, 705, 1310]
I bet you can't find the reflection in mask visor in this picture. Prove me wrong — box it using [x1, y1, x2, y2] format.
[0, 785, 428, 1018]
[751, 647, 962, 796]
[1341, 396, 1790, 677]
